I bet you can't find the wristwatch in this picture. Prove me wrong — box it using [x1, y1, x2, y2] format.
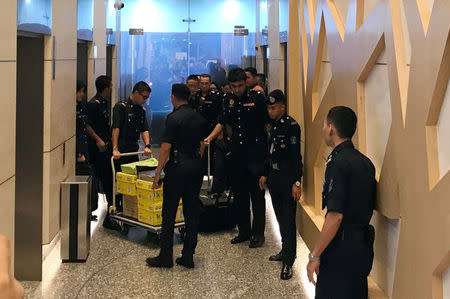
[145, 144, 151, 149]
[295, 181, 301, 187]
[308, 252, 320, 262]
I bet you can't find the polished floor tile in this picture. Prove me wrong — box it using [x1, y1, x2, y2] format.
[22, 193, 317, 299]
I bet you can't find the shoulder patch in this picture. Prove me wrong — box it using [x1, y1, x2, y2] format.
[290, 136, 297, 144]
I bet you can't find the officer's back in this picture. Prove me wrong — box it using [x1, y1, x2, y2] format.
[165, 100, 207, 158]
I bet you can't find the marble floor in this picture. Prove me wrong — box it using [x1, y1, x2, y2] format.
[22, 192, 317, 299]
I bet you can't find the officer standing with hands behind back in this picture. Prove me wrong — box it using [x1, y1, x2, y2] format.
[259, 89, 303, 280]
[205, 68, 269, 248]
[307, 106, 376, 299]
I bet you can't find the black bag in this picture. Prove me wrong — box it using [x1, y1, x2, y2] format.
[198, 144, 236, 232]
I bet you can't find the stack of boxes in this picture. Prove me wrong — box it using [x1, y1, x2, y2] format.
[116, 171, 184, 227]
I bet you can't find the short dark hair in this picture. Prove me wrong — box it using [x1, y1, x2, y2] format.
[200, 74, 211, 80]
[257, 73, 266, 81]
[132, 81, 151, 94]
[228, 68, 247, 83]
[327, 106, 357, 139]
[95, 75, 112, 93]
[244, 67, 258, 76]
[76, 81, 86, 93]
[172, 84, 190, 101]
[187, 75, 199, 82]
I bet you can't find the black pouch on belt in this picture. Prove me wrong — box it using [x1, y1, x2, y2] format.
[364, 224, 375, 275]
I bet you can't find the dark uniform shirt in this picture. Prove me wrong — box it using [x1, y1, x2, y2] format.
[322, 140, 376, 227]
[86, 94, 111, 144]
[112, 98, 149, 153]
[219, 89, 269, 159]
[264, 114, 303, 184]
[195, 90, 222, 132]
[76, 100, 89, 158]
[162, 104, 208, 159]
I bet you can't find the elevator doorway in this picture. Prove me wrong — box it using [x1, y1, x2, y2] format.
[15, 34, 44, 281]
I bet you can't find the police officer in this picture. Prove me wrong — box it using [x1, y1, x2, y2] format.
[146, 84, 208, 269]
[245, 67, 264, 93]
[112, 81, 152, 164]
[186, 74, 200, 110]
[259, 90, 303, 280]
[205, 68, 269, 248]
[307, 106, 376, 298]
[76, 81, 98, 221]
[86, 75, 116, 230]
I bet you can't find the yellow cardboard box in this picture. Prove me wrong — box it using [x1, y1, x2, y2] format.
[116, 172, 137, 196]
[136, 180, 163, 204]
[138, 205, 163, 226]
[175, 205, 184, 223]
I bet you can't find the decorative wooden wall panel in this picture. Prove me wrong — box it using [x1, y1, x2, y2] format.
[290, 0, 450, 297]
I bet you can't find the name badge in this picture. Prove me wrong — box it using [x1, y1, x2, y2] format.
[243, 103, 255, 107]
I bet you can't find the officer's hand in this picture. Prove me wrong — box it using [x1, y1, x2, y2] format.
[259, 176, 267, 190]
[307, 260, 320, 285]
[77, 154, 86, 163]
[143, 147, 152, 157]
[113, 150, 121, 160]
[96, 140, 106, 151]
[204, 136, 212, 144]
[152, 173, 161, 189]
[292, 185, 302, 202]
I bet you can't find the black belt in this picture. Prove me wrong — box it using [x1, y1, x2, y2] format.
[335, 227, 366, 241]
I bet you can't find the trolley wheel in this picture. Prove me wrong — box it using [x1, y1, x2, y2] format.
[178, 227, 186, 240]
[121, 223, 131, 235]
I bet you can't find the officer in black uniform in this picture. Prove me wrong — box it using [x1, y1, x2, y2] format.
[186, 74, 200, 110]
[205, 68, 269, 248]
[86, 75, 116, 229]
[76, 81, 98, 221]
[112, 81, 152, 164]
[259, 90, 303, 280]
[195, 74, 222, 176]
[146, 84, 208, 269]
[307, 106, 376, 299]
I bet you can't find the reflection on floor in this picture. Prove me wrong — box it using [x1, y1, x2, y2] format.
[22, 192, 316, 298]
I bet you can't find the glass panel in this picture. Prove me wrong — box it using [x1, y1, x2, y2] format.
[106, 0, 116, 45]
[18, 0, 52, 35]
[119, 0, 188, 145]
[77, 0, 93, 41]
[190, 0, 257, 81]
[259, 0, 268, 45]
[279, 0, 288, 42]
[119, 0, 257, 145]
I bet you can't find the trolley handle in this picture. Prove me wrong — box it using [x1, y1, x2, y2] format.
[111, 151, 145, 214]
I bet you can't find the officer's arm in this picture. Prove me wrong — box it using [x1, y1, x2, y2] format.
[288, 123, 303, 182]
[85, 102, 103, 144]
[311, 162, 347, 257]
[141, 131, 150, 146]
[111, 104, 124, 152]
[155, 142, 171, 177]
[311, 212, 343, 258]
[205, 123, 223, 143]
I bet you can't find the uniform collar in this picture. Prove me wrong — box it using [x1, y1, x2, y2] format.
[127, 97, 135, 107]
[96, 93, 107, 103]
[175, 103, 189, 111]
[329, 140, 354, 159]
[273, 113, 288, 124]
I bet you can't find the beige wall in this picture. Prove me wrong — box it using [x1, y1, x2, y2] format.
[42, 0, 78, 244]
[289, 0, 450, 298]
[0, 0, 17, 272]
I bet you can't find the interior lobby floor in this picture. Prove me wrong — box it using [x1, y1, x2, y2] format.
[21, 192, 385, 299]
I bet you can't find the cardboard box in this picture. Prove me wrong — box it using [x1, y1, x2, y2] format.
[175, 205, 184, 223]
[123, 195, 138, 219]
[116, 172, 137, 196]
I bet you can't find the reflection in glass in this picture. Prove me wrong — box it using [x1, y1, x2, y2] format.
[279, 0, 288, 42]
[107, 0, 116, 45]
[18, 0, 52, 35]
[260, 0, 268, 45]
[77, 0, 93, 41]
[119, 0, 256, 145]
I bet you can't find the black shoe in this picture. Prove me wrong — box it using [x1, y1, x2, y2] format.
[269, 251, 283, 262]
[176, 256, 195, 269]
[102, 216, 121, 231]
[249, 236, 265, 248]
[280, 263, 293, 280]
[146, 256, 173, 268]
[230, 235, 250, 244]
